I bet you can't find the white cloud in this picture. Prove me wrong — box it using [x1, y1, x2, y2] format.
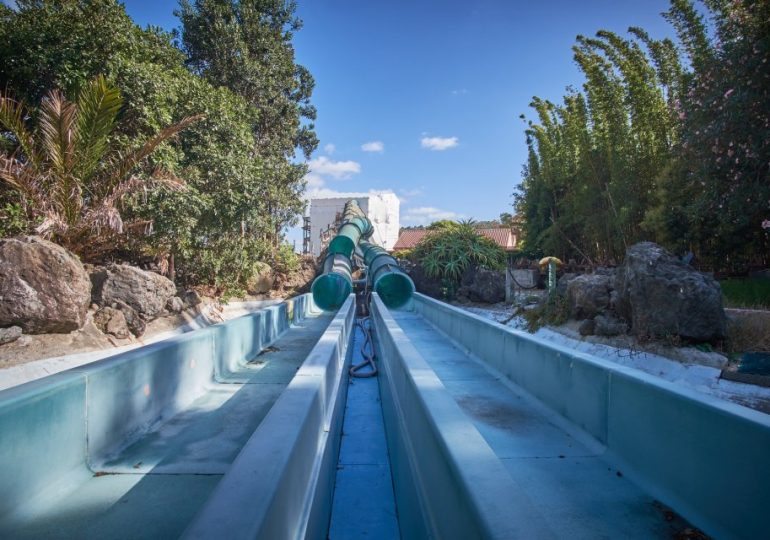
[323, 143, 336, 155]
[401, 206, 464, 226]
[361, 140, 384, 153]
[451, 88, 469, 95]
[308, 156, 361, 180]
[304, 173, 325, 189]
[397, 187, 424, 204]
[420, 136, 459, 151]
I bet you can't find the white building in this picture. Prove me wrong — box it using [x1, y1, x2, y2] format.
[308, 193, 400, 256]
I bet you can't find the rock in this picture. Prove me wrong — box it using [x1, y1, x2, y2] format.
[578, 318, 596, 336]
[615, 242, 727, 342]
[112, 301, 146, 337]
[0, 236, 91, 333]
[457, 266, 506, 304]
[556, 273, 578, 297]
[93, 307, 130, 339]
[566, 274, 612, 319]
[402, 261, 444, 299]
[0, 325, 23, 345]
[183, 290, 202, 307]
[247, 263, 275, 294]
[594, 266, 615, 276]
[166, 296, 185, 313]
[594, 314, 628, 337]
[91, 264, 176, 320]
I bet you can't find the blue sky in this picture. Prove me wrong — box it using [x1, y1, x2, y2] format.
[123, 0, 677, 237]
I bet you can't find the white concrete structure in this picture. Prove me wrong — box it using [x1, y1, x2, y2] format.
[308, 193, 400, 256]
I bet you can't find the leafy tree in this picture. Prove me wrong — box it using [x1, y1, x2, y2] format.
[667, 0, 770, 270]
[515, 0, 768, 272]
[0, 0, 318, 294]
[0, 76, 200, 258]
[177, 0, 318, 243]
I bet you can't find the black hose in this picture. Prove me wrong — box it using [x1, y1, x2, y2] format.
[507, 267, 540, 290]
[349, 317, 377, 378]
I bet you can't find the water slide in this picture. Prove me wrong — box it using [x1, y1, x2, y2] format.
[1, 200, 768, 539]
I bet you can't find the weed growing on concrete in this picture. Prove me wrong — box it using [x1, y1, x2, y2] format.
[522, 294, 569, 332]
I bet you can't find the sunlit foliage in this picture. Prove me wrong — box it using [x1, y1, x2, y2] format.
[516, 0, 769, 271]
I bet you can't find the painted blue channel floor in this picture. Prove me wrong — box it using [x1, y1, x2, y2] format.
[328, 321, 400, 539]
[389, 310, 694, 539]
[2, 311, 334, 540]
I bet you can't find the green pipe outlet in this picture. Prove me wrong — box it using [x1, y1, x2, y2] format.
[311, 253, 352, 311]
[360, 241, 414, 309]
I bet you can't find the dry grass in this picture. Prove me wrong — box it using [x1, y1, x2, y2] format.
[726, 309, 770, 353]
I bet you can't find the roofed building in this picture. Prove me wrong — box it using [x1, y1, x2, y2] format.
[392, 227, 518, 252]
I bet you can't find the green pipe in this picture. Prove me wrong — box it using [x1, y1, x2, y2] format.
[312, 200, 372, 311]
[327, 200, 373, 257]
[312, 199, 413, 311]
[360, 241, 414, 309]
[311, 253, 353, 311]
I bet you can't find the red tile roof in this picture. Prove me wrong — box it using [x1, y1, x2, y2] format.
[392, 228, 517, 251]
[392, 230, 429, 250]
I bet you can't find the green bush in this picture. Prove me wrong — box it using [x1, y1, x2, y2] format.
[412, 220, 506, 283]
[272, 243, 300, 275]
[178, 236, 271, 300]
[0, 0, 318, 297]
[721, 278, 770, 309]
[0, 202, 29, 237]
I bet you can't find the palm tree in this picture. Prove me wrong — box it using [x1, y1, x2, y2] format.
[0, 75, 202, 256]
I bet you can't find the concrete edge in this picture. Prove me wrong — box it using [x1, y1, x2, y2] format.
[181, 295, 356, 540]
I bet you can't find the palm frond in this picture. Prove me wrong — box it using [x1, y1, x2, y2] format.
[38, 89, 77, 176]
[0, 94, 38, 166]
[0, 153, 47, 208]
[75, 75, 123, 181]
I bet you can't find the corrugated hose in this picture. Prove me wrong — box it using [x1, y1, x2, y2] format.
[350, 316, 377, 378]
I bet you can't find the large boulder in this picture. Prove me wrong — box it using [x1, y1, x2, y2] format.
[566, 274, 612, 319]
[0, 236, 91, 333]
[615, 242, 726, 342]
[594, 314, 628, 337]
[556, 272, 578, 297]
[402, 260, 444, 299]
[458, 266, 505, 304]
[91, 264, 176, 320]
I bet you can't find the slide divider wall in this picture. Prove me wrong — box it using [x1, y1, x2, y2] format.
[371, 294, 553, 539]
